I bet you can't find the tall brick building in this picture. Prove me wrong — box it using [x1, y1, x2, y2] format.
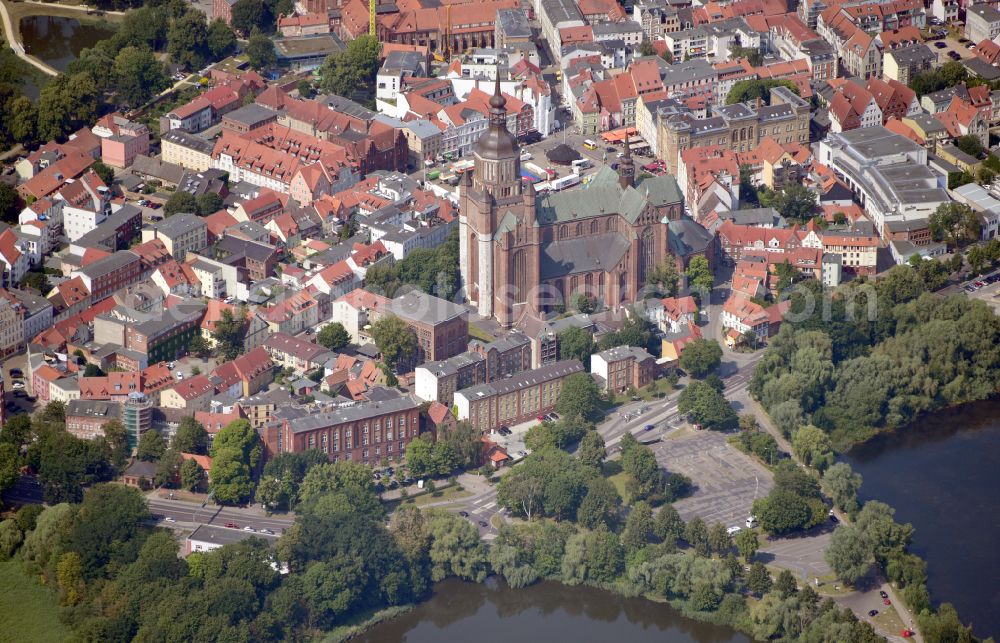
[459, 78, 685, 329]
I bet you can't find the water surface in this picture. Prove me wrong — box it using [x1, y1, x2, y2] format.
[359, 578, 749, 643]
[844, 400, 1000, 638]
[20, 15, 114, 72]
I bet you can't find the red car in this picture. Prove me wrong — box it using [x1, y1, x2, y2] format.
[883, 598, 891, 606]
[537, 415, 546, 421]
[902, 629, 914, 638]
[225, 522, 239, 529]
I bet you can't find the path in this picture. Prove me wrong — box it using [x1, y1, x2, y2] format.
[0, 0, 58, 76]
[741, 392, 921, 643]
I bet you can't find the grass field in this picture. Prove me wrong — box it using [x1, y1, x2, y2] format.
[0, 560, 74, 643]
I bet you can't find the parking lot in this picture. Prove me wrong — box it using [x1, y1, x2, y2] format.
[962, 269, 1000, 312]
[650, 428, 773, 530]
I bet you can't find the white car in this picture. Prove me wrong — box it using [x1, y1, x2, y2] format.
[11, 382, 24, 390]
[727, 526, 742, 536]
[243, 526, 256, 532]
[164, 516, 176, 523]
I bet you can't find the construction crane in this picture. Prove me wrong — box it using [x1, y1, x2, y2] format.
[369, 0, 376, 38]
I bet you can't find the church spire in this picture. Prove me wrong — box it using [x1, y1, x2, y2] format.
[489, 65, 507, 127]
[618, 130, 635, 189]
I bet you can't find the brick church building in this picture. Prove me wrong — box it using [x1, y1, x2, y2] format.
[459, 78, 688, 328]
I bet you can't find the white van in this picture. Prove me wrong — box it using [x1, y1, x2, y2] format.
[745, 516, 758, 529]
[727, 526, 742, 536]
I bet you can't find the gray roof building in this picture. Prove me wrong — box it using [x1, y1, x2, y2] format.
[146, 212, 206, 240]
[388, 290, 467, 326]
[161, 130, 215, 156]
[285, 395, 420, 434]
[455, 359, 584, 399]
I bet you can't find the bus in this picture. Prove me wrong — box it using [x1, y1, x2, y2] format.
[583, 139, 598, 150]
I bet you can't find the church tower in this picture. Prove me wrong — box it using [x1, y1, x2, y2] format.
[618, 131, 635, 189]
[459, 72, 524, 320]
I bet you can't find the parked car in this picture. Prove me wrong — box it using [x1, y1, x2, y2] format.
[243, 526, 255, 532]
[459, 511, 469, 517]
[225, 523, 239, 529]
[934, 41, 947, 49]
[949, 51, 962, 60]
[259, 528, 274, 535]
[883, 598, 891, 606]
[9, 368, 22, 378]
[478, 520, 489, 528]
[868, 610, 879, 617]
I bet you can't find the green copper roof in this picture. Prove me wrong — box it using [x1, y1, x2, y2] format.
[534, 166, 682, 226]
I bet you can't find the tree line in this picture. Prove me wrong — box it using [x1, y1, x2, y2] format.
[750, 267, 1000, 449]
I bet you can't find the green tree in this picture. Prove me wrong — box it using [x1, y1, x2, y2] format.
[113, 46, 169, 108]
[196, 191, 224, 216]
[19, 270, 49, 293]
[685, 516, 710, 556]
[646, 258, 680, 297]
[730, 45, 763, 66]
[102, 419, 130, 470]
[557, 326, 595, 365]
[37, 73, 99, 141]
[746, 561, 772, 596]
[426, 511, 489, 582]
[825, 524, 872, 584]
[791, 425, 834, 471]
[654, 504, 685, 544]
[686, 255, 714, 294]
[165, 191, 198, 217]
[207, 19, 237, 60]
[246, 30, 277, 71]
[621, 501, 654, 552]
[955, 134, 985, 158]
[638, 40, 656, 57]
[212, 307, 248, 361]
[210, 447, 255, 504]
[317, 322, 351, 351]
[188, 333, 212, 358]
[211, 419, 261, 469]
[0, 183, 21, 225]
[928, 202, 981, 247]
[155, 448, 183, 487]
[734, 528, 759, 562]
[90, 161, 115, 187]
[136, 429, 166, 462]
[0, 442, 19, 498]
[173, 416, 209, 454]
[318, 34, 380, 100]
[168, 11, 209, 70]
[752, 489, 814, 535]
[576, 476, 620, 529]
[726, 79, 799, 105]
[822, 462, 862, 513]
[370, 315, 417, 368]
[180, 457, 206, 491]
[57, 551, 83, 606]
[555, 372, 603, 421]
[230, 0, 270, 35]
[404, 436, 435, 478]
[775, 569, 798, 598]
[6, 96, 37, 148]
[678, 380, 738, 431]
[707, 522, 732, 555]
[771, 183, 817, 222]
[577, 430, 606, 470]
[679, 338, 722, 378]
[0, 519, 22, 559]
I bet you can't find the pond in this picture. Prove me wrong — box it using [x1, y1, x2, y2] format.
[843, 400, 1000, 639]
[19, 15, 114, 73]
[358, 578, 749, 643]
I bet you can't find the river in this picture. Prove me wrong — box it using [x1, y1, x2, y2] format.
[844, 400, 1000, 639]
[358, 578, 749, 643]
[19, 15, 114, 73]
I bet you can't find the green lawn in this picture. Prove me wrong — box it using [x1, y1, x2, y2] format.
[610, 378, 674, 405]
[0, 560, 74, 643]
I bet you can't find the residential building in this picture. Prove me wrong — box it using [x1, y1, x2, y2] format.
[93, 114, 150, 168]
[161, 130, 215, 171]
[381, 290, 468, 367]
[263, 332, 335, 373]
[0, 294, 25, 357]
[967, 4, 1000, 43]
[185, 524, 278, 556]
[883, 45, 936, 85]
[160, 374, 215, 412]
[74, 251, 144, 303]
[590, 345, 658, 394]
[140, 213, 208, 262]
[260, 395, 423, 465]
[65, 399, 121, 440]
[454, 359, 585, 432]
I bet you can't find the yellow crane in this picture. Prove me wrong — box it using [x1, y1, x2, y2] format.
[369, 0, 376, 38]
